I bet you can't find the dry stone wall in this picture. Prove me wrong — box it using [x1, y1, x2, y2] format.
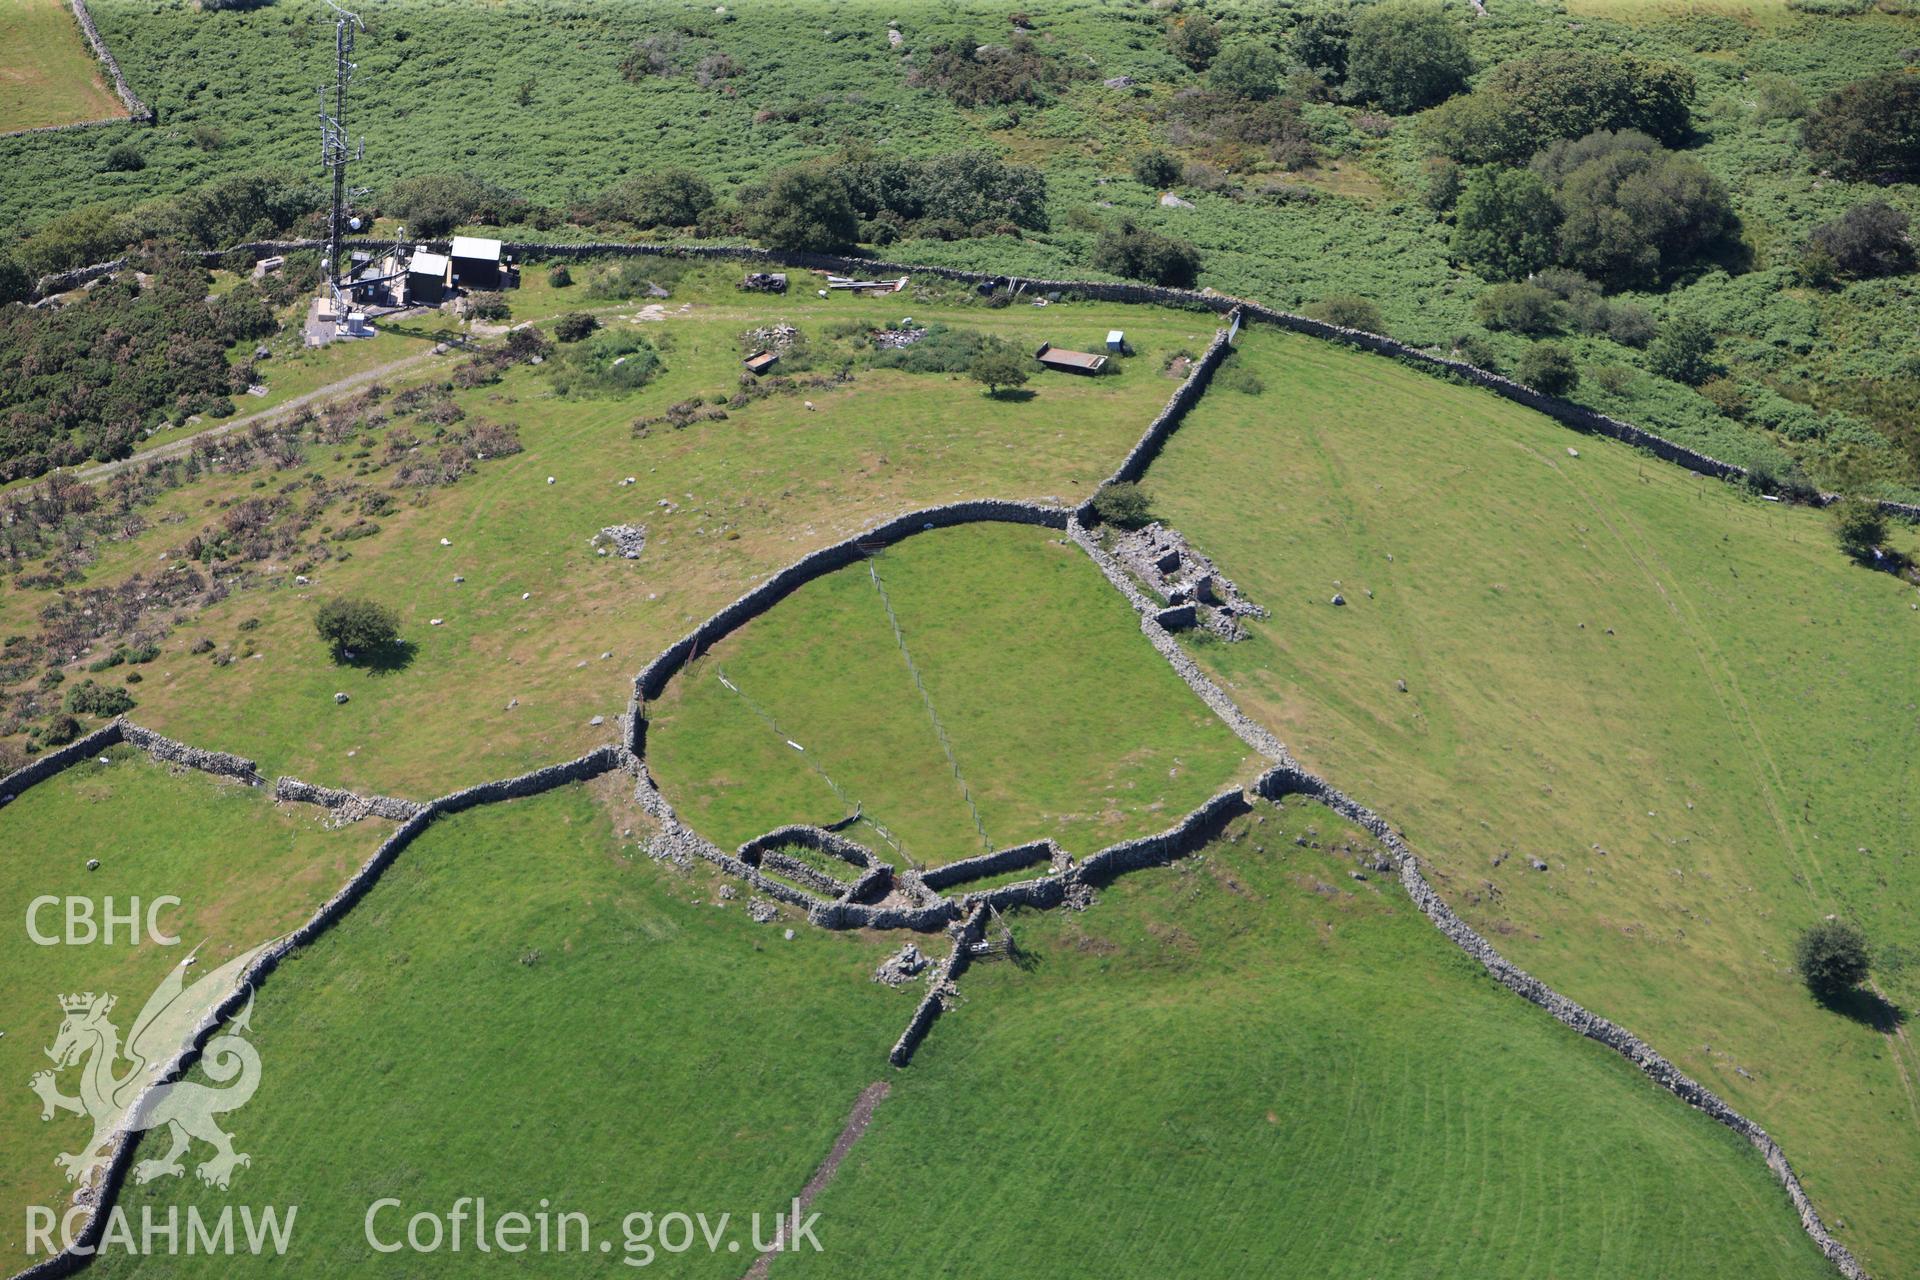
[7, 240, 1875, 1278]
[273, 777, 425, 823]
[119, 722, 260, 782]
[888, 905, 988, 1068]
[1399, 856, 1865, 1278]
[920, 838, 1056, 891]
[738, 823, 881, 870]
[0, 722, 124, 806]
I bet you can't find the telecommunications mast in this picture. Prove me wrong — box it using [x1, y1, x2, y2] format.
[317, 0, 365, 315]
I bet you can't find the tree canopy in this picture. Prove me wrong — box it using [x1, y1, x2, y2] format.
[1425, 50, 1695, 166]
[1345, 1, 1471, 114]
[315, 597, 401, 661]
[1794, 920, 1871, 999]
[1806, 200, 1914, 281]
[745, 166, 859, 252]
[1451, 167, 1558, 281]
[585, 168, 715, 229]
[1803, 71, 1920, 182]
[1091, 220, 1202, 287]
[1209, 43, 1287, 102]
[1532, 131, 1734, 288]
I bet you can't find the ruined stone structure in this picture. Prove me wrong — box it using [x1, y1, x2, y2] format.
[1109, 522, 1265, 639]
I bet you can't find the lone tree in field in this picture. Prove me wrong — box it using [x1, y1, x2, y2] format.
[1795, 920, 1871, 1000]
[315, 597, 400, 662]
[969, 343, 1031, 397]
[1830, 497, 1887, 561]
[1092, 482, 1155, 529]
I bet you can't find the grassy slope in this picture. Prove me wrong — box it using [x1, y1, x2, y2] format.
[0, 745, 387, 1260]
[1146, 326, 1920, 1275]
[646, 522, 1253, 866]
[0, 0, 124, 132]
[788, 803, 1834, 1280]
[83, 780, 907, 1278]
[47, 281, 1223, 797]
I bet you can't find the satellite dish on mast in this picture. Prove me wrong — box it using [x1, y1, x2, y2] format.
[349, 216, 362, 231]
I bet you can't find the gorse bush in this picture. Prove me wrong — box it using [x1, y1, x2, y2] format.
[1476, 283, 1563, 335]
[1091, 220, 1202, 288]
[1305, 295, 1385, 333]
[584, 168, 716, 229]
[909, 33, 1083, 107]
[1132, 149, 1182, 190]
[64, 679, 135, 718]
[1516, 343, 1579, 395]
[1092, 482, 1155, 529]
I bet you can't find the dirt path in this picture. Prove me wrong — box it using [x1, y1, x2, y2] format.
[742, 1079, 890, 1280]
[68, 348, 442, 483]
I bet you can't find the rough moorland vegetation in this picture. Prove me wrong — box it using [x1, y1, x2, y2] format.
[3, 1, 1918, 497]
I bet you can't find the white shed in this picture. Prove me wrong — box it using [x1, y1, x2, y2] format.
[1106, 330, 1125, 353]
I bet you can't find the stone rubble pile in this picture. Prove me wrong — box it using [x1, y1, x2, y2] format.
[593, 524, 648, 560]
[1110, 522, 1265, 639]
[872, 943, 931, 986]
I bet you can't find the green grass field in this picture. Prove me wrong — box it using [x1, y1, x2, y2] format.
[81, 779, 909, 1278]
[0, 746, 388, 1260]
[646, 522, 1253, 867]
[1145, 326, 1920, 1276]
[24, 278, 1224, 798]
[786, 801, 1834, 1280]
[0, 0, 125, 133]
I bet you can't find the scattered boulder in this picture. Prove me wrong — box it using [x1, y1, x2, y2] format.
[748, 898, 779, 923]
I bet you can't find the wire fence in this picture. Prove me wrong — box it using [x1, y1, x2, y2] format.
[869, 559, 993, 852]
[713, 667, 913, 866]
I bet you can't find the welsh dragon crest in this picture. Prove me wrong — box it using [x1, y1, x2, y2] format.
[30, 942, 274, 1192]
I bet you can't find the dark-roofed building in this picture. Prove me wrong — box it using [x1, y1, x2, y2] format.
[1034, 342, 1108, 375]
[407, 250, 449, 305]
[449, 235, 507, 290]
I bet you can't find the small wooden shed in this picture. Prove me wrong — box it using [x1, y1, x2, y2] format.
[1035, 342, 1108, 375]
[743, 350, 781, 376]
